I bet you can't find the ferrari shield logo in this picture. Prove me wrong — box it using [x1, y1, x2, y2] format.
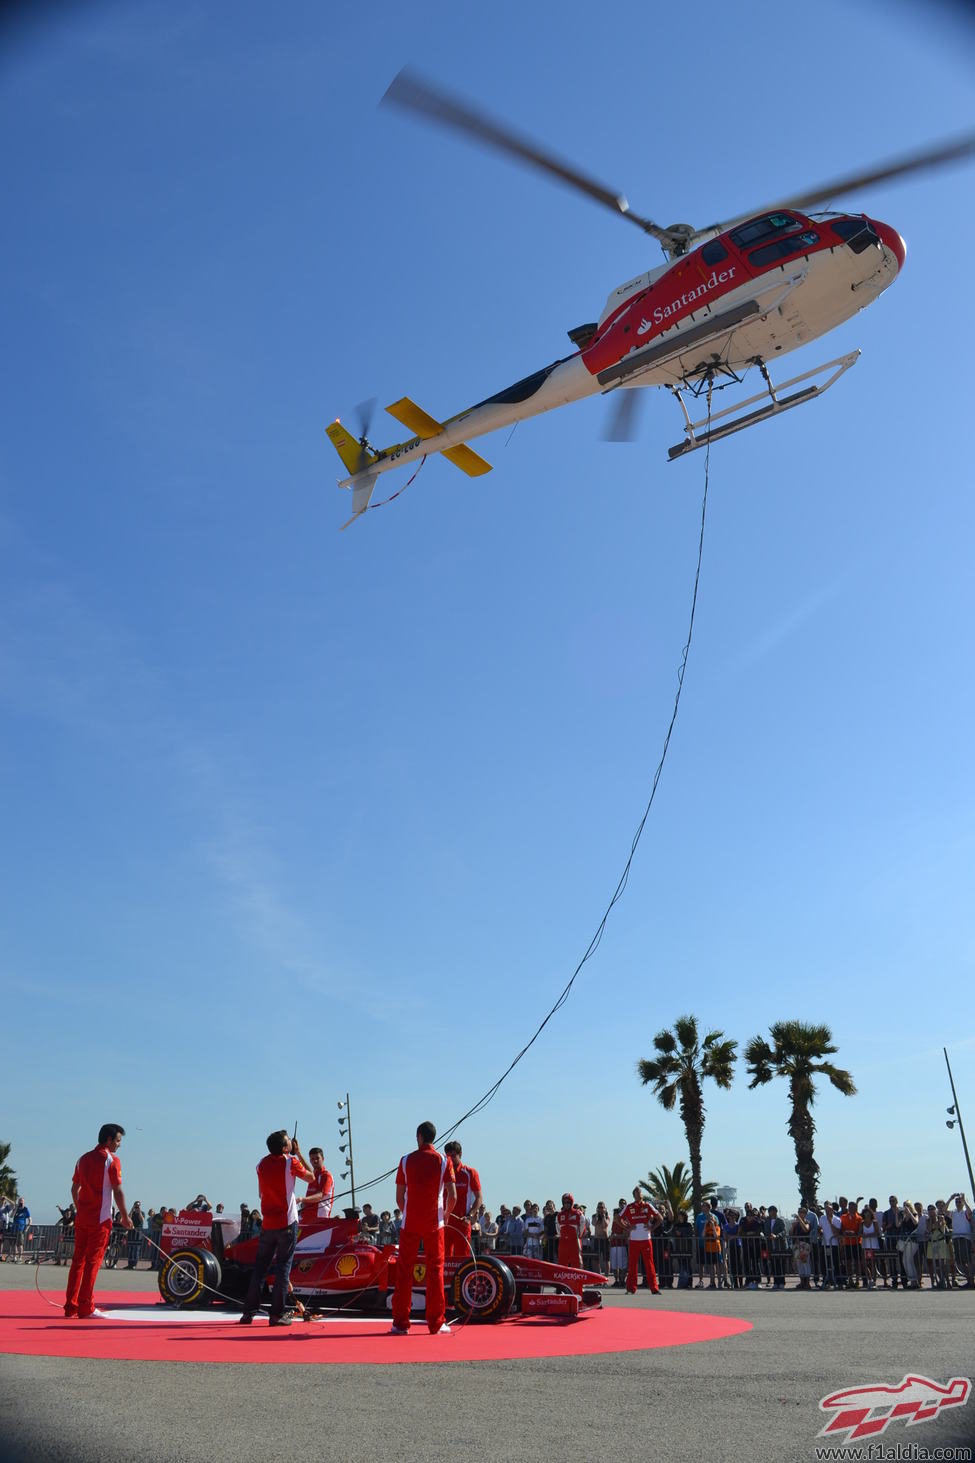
[413, 1262, 426, 1283]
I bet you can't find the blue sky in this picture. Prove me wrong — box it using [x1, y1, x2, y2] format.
[2, 0, 973, 1223]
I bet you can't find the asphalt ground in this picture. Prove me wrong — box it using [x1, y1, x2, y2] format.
[1, 1265, 973, 1463]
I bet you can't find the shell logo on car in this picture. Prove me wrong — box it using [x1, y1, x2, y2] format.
[336, 1254, 360, 1278]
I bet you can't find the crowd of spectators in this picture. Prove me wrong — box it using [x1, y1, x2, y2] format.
[452, 1191, 974, 1293]
[465, 1191, 973, 1292]
[26, 1185, 975, 1293]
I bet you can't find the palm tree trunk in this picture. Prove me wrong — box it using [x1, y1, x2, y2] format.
[680, 1082, 705, 1218]
[788, 1079, 819, 1206]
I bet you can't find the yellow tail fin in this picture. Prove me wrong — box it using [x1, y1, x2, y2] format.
[326, 420, 376, 475]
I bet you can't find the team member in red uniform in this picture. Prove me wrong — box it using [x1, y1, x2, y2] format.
[239, 1130, 313, 1327]
[391, 1121, 456, 1335]
[443, 1140, 481, 1259]
[299, 1147, 334, 1220]
[557, 1193, 585, 1268]
[620, 1186, 661, 1294]
[65, 1123, 132, 1319]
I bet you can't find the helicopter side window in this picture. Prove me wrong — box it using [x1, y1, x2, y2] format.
[729, 212, 798, 248]
[748, 231, 818, 268]
[700, 239, 729, 265]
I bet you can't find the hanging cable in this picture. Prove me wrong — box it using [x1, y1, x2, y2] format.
[336, 400, 716, 1201]
[365, 456, 427, 513]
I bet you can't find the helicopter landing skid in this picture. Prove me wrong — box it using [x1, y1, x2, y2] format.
[667, 350, 860, 460]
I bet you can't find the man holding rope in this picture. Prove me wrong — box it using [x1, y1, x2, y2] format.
[239, 1130, 313, 1328]
[64, 1123, 131, 1319]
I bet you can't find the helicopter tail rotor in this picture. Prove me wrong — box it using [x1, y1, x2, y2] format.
[352, 398, 377, 475]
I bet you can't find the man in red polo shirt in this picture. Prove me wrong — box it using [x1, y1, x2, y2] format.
[391, 1121, 456, 1335]
[620, 1186, 661, 1294]
[443, 1140, 481, 1259]
[65, 1123, 132, 1319]
[239, 1130, 313, 1327]
[299, 1147, 335, 1220]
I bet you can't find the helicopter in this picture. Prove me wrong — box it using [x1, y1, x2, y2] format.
[329, 71, 975, 527]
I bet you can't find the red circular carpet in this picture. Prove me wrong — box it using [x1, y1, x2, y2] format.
[1, 1290, 750, 1366]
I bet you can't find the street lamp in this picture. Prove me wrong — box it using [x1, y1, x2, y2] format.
[944, 1049, 975, 1199]
[337, 1093, 356, 1210]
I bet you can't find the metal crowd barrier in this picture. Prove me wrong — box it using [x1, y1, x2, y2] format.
[6, 1223, 155, 1268]
[7, 1216, 970, 1288]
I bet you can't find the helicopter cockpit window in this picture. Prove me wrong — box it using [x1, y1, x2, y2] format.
[831, 216, 879, 253]
[748, 231, 819, 268]
[832, 217, 866, 238]
[701, 239, 729, 265]
[729, 212, 798, 248]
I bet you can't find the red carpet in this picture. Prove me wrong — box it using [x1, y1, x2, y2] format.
[1, 1290, 750, 1366]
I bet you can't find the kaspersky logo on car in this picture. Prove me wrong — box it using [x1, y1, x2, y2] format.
[818, 1374, 970, 1443]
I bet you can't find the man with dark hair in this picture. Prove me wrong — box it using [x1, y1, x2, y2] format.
[390, 1121, 456, 1336]
[300, 1148, 335, 1220]
[443, 1141, 482, 1259]
[620, 1186, 661, 1295]
[65, 1124, 131, 1318]
[239, 1130, 313, 1327]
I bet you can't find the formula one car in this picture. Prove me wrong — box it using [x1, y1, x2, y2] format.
[158, 1211, 607, 1322]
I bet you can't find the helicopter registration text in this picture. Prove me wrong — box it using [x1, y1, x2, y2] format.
[636, 266, 737, 335]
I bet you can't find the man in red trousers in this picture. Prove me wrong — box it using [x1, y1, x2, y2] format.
[391, 1121, 456, 1336]
[65, 1124, 132, 1319]
[620, 1186, 661, 1295]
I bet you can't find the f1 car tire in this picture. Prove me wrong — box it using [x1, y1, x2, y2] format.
[158, 1247, 221, 1308]
[451, 1255, 516, 1323]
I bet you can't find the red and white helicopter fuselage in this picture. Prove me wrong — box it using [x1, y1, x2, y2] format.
[330, 207, 905, 520]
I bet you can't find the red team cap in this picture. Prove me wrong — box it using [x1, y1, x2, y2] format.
[562, 1193, 574, 1206]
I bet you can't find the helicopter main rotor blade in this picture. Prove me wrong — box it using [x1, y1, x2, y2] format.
[382, 68, 672, 246]
[602, 389, 643, 443]
[706, 130, 975, 235]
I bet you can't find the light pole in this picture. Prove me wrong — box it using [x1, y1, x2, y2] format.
[944, 1048, 975, 1199]
[337, 1094, 356, 1212]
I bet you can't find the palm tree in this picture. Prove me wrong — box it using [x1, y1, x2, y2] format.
[637, 1015, 737, 1218]
[640, 1161, 716, 1216]
[0, 1141, 17, 1201]
[744, 1020, 856, 1206]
